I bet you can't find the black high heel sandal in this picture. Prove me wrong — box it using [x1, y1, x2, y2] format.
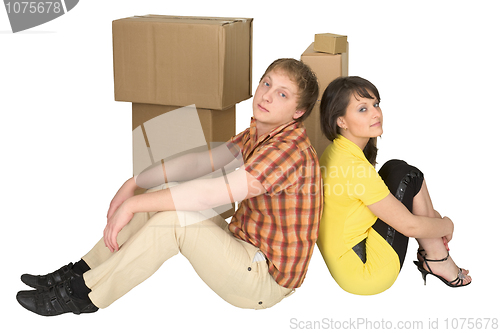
[413, 251, 470, 288]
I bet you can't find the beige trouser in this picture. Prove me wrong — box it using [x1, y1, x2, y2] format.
[82, 194, 293, 309]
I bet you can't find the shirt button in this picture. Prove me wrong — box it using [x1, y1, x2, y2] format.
[248, 267, 251, 271]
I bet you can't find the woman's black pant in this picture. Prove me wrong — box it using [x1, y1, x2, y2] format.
[352, 159, 424, 269]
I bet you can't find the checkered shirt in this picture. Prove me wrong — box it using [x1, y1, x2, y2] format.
[228, 118, 322, 289]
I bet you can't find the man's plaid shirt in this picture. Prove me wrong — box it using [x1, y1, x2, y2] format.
[228, 118, 323, 289]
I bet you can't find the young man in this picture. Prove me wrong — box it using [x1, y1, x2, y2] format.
[16, 58, 322, 315]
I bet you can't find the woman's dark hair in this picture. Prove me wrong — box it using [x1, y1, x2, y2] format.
[320, 76, 380, 165]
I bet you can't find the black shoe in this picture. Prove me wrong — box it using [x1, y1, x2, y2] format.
[21, 263, 75, 290]
[16, 278, 98, 316]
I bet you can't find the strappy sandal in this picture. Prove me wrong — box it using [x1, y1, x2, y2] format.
[416, 248, 425, 263]
[413, 251, 470, 288]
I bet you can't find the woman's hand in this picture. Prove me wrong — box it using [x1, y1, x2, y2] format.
[107, 177, 137, 220]
[442, 216, 454, 245]
[442, 237, 450, 251]
[103, 200, 134, 252]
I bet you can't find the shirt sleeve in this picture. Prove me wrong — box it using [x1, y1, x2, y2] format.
[244, 143, 304, 195]
[350, 161, 390, 206]
[226, 130, 246, 158]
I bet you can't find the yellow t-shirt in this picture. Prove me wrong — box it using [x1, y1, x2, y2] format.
[318, 135, 399, 295]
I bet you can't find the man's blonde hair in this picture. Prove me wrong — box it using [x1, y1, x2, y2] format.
[260, 58, 319, 122]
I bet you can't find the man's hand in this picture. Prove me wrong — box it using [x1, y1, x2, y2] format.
[107, 177, 137, 220]
[103, 201, 134, 252]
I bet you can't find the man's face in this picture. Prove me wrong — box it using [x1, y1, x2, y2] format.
[252, 69, 304, 133]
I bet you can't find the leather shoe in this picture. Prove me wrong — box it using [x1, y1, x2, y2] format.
[21, 263, 75, 290]
[16, 278, 98, 316]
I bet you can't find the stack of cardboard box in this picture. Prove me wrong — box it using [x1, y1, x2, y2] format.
[112, 15, 253, 218]
[301, 33, 348, 158]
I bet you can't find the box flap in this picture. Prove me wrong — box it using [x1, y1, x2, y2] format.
[122, 15, 251, 26]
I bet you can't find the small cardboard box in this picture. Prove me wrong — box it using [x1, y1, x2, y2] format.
[301, 42, 348, 158]
[314, 33, 347, 54]
[132, 103, 236, 218]
[113, 15, 253, 110]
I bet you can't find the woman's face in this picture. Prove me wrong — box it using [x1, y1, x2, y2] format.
[337, 92, 383, 148]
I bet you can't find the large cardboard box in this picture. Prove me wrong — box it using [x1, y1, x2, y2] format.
[301, 42, 348, 158]
[132, 103, 236, 218]
[113, 15, 253, 110]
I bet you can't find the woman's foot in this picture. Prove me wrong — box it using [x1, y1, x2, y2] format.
[417, 250, 471, 287]
[416, 249, 470, 279]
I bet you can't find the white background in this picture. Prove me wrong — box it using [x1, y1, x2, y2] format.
[1, 1, 498, 332]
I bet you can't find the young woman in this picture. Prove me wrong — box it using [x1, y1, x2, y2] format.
[317, 76, 471, 295]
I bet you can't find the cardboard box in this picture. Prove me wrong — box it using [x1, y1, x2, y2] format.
[301, 42, 348, 158]
[314, 33, 347, 54]
[113, 15, 253, 110]
[132, 103, 236, 175]
[132, 103, 236, 218]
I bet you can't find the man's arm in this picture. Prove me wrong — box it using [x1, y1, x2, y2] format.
[107, 142, 241, 219]
[130, 167, 264, 212]
[135, 142, 238, 189]
[103, 167, 265, 252]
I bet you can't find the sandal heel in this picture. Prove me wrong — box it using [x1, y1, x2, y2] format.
[421, 270, 427, 285]
[414, 260, 428, 285]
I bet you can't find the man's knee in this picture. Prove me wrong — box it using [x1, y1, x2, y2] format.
[149, 210, 225, 238]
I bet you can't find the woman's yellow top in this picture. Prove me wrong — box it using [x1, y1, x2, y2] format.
[318, 135, 400, 295]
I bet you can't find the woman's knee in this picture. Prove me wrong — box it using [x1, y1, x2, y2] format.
[379, 160, 423, 192]
[378, 159, 424, 210]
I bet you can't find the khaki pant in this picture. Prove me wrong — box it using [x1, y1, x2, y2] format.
[82, 189, 293, 309]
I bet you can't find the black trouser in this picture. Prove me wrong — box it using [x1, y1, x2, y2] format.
[352, 159, 424, 269]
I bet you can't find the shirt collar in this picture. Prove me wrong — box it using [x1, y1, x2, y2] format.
[335, 135, 367, 162]
[248, 117, 301, 146]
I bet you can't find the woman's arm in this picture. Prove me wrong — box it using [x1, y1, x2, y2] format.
[368, 193, 454, 239]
